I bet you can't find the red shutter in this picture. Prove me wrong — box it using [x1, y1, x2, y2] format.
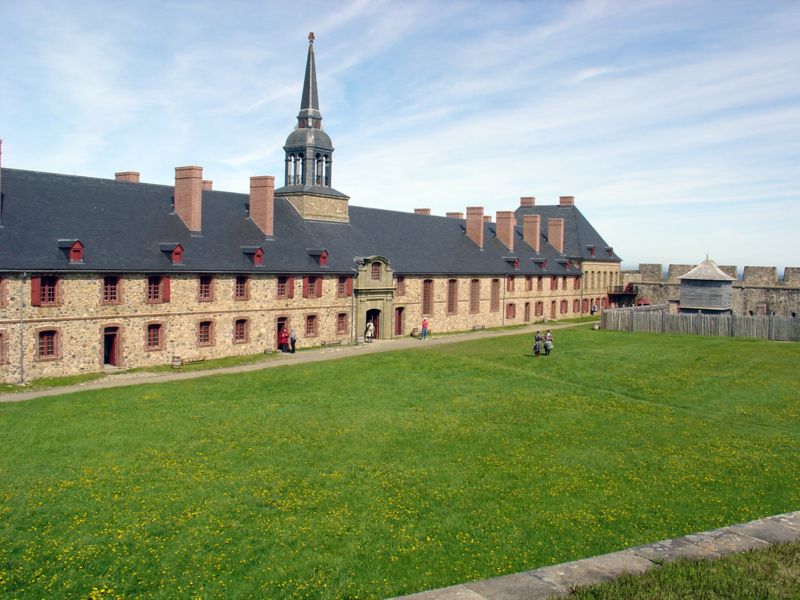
[315, 277, 323, 297]
[162, 276, 171, 302]
[346, 277, 353, 295]
[287, 277, 295, 298]
[31, 276, 41, 306]
[302, 277, 310, 298]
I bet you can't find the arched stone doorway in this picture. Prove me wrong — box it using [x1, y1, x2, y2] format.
[366, 308, 381, 339]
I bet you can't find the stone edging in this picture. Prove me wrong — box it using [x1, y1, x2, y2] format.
[393, 510, 800, 599]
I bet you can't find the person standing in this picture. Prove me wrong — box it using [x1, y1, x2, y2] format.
[365, 320, 374, 343]
[421, 318, 429, 341]
[278, 327, 289, 353]
[290, 328, 297, 353]
[544, 330, 553, 356]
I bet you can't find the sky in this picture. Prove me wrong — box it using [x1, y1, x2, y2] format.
[1, 0, 798, 269]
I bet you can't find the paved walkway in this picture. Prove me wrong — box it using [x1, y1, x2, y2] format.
[0, 321, 585, 403]
[394, 510, 800, 599]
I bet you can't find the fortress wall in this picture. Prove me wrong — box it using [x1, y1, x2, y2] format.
[719, 265, 738, 279]
[667, 264, 694, 283]
[782, 268, 800, 285]
[742, 266, 777, 286]
[639, 264, 664, 282]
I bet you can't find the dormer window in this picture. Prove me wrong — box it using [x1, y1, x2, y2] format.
[371, 262, 381, 280]
[587, 245, 596, 258]
[58, 239, 84, 263]
[159, 243, 183, 265]
[536, 259, 547, 270]
[241, 246, 265, 266]
[307, 249, 329, 267]
[606, 247, 614, 257]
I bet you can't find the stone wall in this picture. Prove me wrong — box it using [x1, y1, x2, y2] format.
[621, 263, 800, 318]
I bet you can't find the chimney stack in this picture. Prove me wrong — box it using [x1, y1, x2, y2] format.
[250, 175, 275, 237]
[466, 206, 484, 249]
[520, 196, 535, 207]
[559, 195, 575, 206]
[414, 208, 431, 215]
[446, 212, 464, 219]
[174, 166, 203, 232]
[115, 171, 140, 183]
[548, 217, 565, 254]
[496, 211, 515, 252]
[483, 215, 492, 223]
[202, 180, 213, 191]
[523, 214, 541, 252]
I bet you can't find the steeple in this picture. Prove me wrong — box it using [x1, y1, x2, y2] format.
[299, 32, 321, 123]
[275, 33, 350, 223]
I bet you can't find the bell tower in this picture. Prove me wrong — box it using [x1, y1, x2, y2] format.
[275, 33, 350, 223]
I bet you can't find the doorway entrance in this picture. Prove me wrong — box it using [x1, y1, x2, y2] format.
[394, 307, 404, 336]
[524, 302, 531, 322]
[366, 309, 381, 339]
[103, 327, 120, 366]
[276, 316, 289, 349]
[550, 301, 556, 319]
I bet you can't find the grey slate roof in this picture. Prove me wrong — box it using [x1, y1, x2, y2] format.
[515, 205, 621, 263]
[678, 258, 735, 281]
[0, 168, 594, 278]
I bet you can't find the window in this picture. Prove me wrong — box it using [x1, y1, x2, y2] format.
[337, 312, 348, 334]
[537, 277, 543, 291]
[103, 276, 120, 304]
[147, 276, 170, 303]
[277, 276, 294, 298]
[560, 300, 569, 314]
[31, 276, 60, 306]
[447, 279, 458, 314]
[371, 262, 381, 280]
[562, 276, 567, 290]
[198, 321, 214, 346]
[146, 323, 163, 350]
[506, 303, 516, 319]
[171, 245, 183, 265]
[69, 241, 84, 263]
[490, 279, 500, 312]
[535, 301, 544, 316]
[303, 276, 323, 298]
[574, 277, 581, 290]
[337, 276, 352, 298]
[37, 329, 59, 359]
[234, 276, 249, 300]
[234, 319, 249, 343]
[396, 276, 406, 296]
[198, 275, 214, 302]
[525, 276, 533, 291]
[550, 276, 558, 291]
[506, 276, 515, 292]
[573, 299, 580, 313]
[0, 331, 7, 364]
[422, 280, 434, 316]
[305, 314, 318, 337]
[253, 248, 264, 266]
[470, 279, 480, 314]
[319, 250, 329, 266]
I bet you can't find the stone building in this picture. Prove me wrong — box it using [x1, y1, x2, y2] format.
[0, 34, 620, 383]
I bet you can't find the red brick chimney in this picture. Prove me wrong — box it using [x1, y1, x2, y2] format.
[446, 212, 464, 219]
[466, 206, 484, 249]
[496, 211, 515, 252]
[115, 171, 140, 183]
[250, 175, 275, 237]
[174, 166, 203, 232]
[548, 217, 565, 254]
[483, 215, 492, 223]
[414, 208, 431, 215]
[523, 214, 541, 252]
[559, 195, 575, 206]
[202, 180, 213, 191]
[520, 196, 535, 207]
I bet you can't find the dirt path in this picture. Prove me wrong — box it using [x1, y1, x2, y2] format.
[0, 321, 589, 404]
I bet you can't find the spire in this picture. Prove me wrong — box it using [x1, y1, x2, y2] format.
[298, 32, 321, 122]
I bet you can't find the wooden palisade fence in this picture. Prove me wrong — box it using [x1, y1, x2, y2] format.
[601, 305, 800, 341]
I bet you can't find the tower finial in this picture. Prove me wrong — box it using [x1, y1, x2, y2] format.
[308, 31, 315, 44]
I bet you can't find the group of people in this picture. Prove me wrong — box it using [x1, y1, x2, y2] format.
[278, 327, 296, 353]
[533, 330, 554, 357]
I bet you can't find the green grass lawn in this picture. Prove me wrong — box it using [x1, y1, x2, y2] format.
[571, 540, 800, 599]
[1, 329, 798, 598]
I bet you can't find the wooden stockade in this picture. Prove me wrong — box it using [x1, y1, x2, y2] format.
[601, 305, 800, 341]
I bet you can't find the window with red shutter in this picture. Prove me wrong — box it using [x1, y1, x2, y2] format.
[302, 276, 310, 298]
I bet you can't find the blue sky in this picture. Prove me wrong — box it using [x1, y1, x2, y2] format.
[1, 0, 798, 269]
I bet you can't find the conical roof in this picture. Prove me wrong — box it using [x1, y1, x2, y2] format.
[678, 257, 735, 281]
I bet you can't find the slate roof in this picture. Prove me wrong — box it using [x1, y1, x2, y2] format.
[0, 168, 601, 277]
[515, 204, 621, 263]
